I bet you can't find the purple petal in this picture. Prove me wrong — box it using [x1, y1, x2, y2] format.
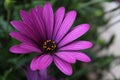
[30, 56, 39, 70]
[30, 55, 53, 70]
[23, 66, 56, 80]
[55, 52, 76, 63]
[9, 31, 32, 42]
[10, 45, 33, 54]
[39, 69, 47, 78]
[20, 10, 42, 42]
[29, 8, 46, 40]
[55, 11, 76, 43]
[20, 10, 32, 27]
[36, 6, 47, 40]
[71, 51, 91, 62]
[10, 42, 41, 54]
[43, 2, 54, 39]
[58, 24, 90, 47]
[54, 56, 72, 75]
[10, 21, 40, 43]
[19, 43, 41, 53]
[59, 41, 93, 50]
[23, 66, 39, 80]
[36, 5, 43, 15]
[52, 7, 65, 39]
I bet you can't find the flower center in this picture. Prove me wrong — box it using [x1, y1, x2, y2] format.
[42, 40, 57, 53]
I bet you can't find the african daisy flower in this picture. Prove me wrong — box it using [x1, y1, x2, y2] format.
[10, 2, 93, 75]
[23, 66, 55, 80]
[116, 0, 120, 3]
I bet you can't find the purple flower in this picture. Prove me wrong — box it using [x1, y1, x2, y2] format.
[9, 2, 93, 75]
[23, 66, 55, 80]
[116, 0, 120, 3]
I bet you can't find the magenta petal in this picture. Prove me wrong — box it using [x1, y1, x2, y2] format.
[9, 31, 32, 42]
[10, 42, 41, 54]
[20, 10, 32, 26]
[29, 8, 46, 40]
[10, 21, 27, 34]
[20, 43, 41, 53]
[37, 54, 53, 70]
[10, 21, 40, 43]
[20, 9, 41, 34]
[72, 52, 91, 62]
[20, 10, 42, 41]
[52, 7, 65, 39]
[59, 41, 93, 50]
[23, 66, 38, 80]
[36, 5, 43, 15]
[58, 24, 90, 47]
[55, 11, 76, 43]
[55, 52, 76, 63]
[10, 45, 33, 54]
[30, 55, 53, 70]
[30, 56, 39, 70]
[43, 2, 54, 39]
[54, 56, 72, 75]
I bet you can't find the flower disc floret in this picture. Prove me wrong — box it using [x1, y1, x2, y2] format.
[42, 40, 57, 54]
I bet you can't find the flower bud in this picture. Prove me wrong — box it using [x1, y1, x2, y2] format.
[4, 0, 14, 10]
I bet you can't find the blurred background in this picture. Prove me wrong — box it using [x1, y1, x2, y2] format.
[0, 0, 120, 80]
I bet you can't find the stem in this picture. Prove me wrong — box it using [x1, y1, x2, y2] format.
[6, 10, 11, 33]
[78, 0, 106, 9]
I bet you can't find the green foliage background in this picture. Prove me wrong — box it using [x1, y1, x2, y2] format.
[0, 0, 119, 80]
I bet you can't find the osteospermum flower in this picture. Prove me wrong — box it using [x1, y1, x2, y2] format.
[10, 2, 93, 75]
[116, 0, 120, 3]
[23, 66, 55, 80]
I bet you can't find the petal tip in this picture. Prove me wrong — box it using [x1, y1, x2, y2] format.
[30, 59, 38, 71]
[20, 10, 25, 13]
[82, 23, 90, 31]
[44, 2, 52, 7]
[10, 21, 15, 25]
[9, 46, 17, 53]
[9, 32, 13, 36]
[60, 7, 65, 10]
[85, 56, 91, 62]
[30, 64, 37, 71]
[66, 71, 72, 76]
[89, 42, 93, 48]
[70, 10, 77, 15]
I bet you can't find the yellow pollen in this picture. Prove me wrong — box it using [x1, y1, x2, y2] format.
[42, 40, 57, 52]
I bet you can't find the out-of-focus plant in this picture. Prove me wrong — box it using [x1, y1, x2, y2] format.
[0, 0, 119, 80]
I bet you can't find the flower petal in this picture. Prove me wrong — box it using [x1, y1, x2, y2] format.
[30, 56, 39, 70]
[10, 42, 41, 54]
[20, 43, 41, 53]
[59, 41, 93, 50]
[54, 56, 72, 75]
[20, 10, 32, 26]
[9, 31, 32, 42]
[36, 5, 43, 15]
[55, 11, 76, 43]
[71, 51, 91, 62]
[10, 45, 33, 54]
[55, 52, 76, 63]
[10, 21, 40, 43]
[58, 24, 90, 47]
[23, 66, 39, 80]
[52, 7, 65, 39]
[43, 2, 54, 39]
[30, 8, 46, 40]
[20, 10, 42, 41]
[30, 55, 53, 70]
[37, 54, 53, 70]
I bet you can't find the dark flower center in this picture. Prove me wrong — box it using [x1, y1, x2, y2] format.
[42, 40, 57, 54]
